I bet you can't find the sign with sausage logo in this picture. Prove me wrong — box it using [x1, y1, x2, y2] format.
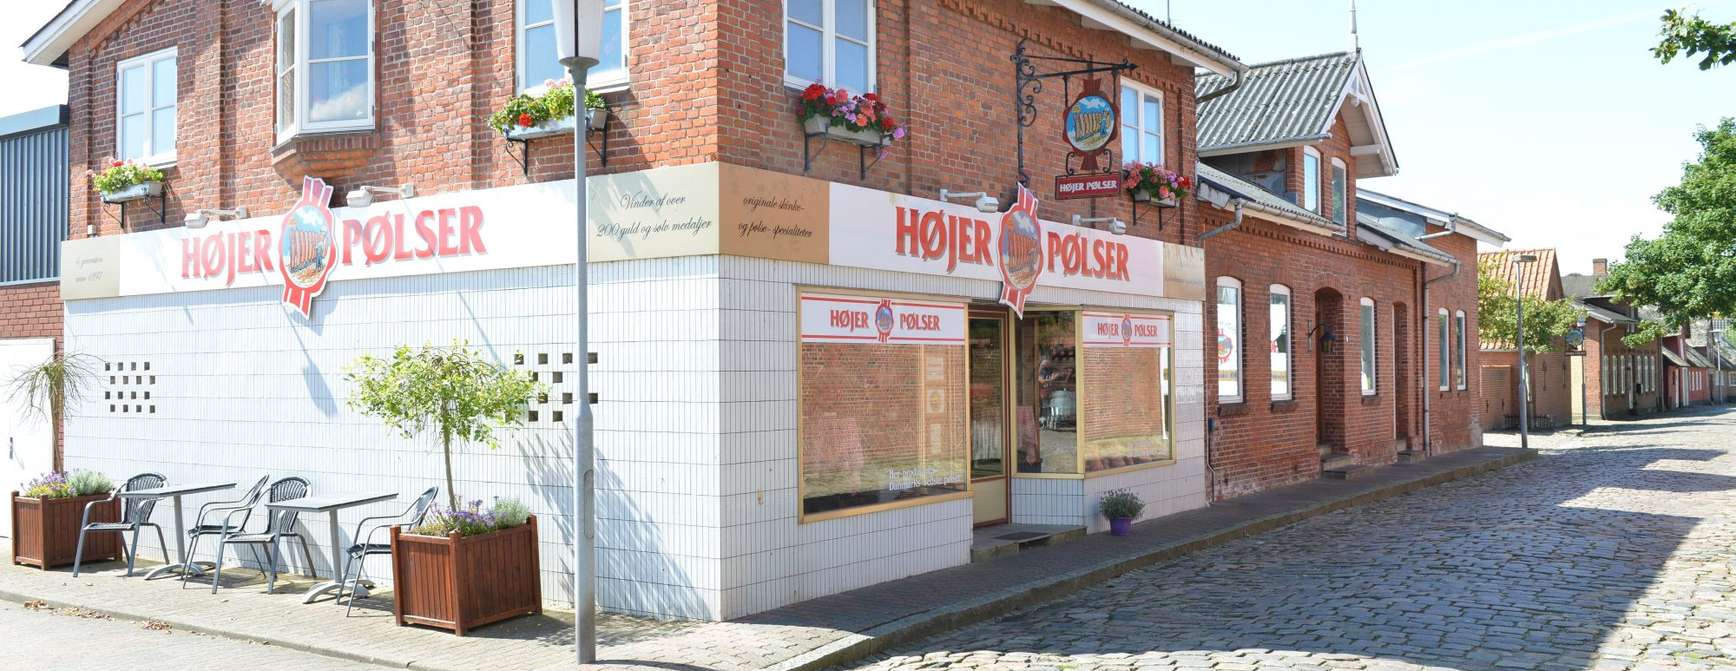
[799, 294, 966, 345]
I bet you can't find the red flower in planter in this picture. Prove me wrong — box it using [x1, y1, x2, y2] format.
[517, 113, 534, 128]
[801, 83, 826, 101]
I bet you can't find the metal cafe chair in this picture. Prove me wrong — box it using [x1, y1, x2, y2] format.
[208, 476, 317, 594]
[72, 472, 171, 577]
[340, 486, 439, 616]
[180, 475, 270, 589]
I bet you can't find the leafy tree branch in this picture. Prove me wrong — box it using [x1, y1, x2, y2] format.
[1655, 9, 1736, 70]
[1477, 265, 1584, 354]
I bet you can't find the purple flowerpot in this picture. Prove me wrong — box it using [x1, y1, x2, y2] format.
[1109, 517, 1132, 536]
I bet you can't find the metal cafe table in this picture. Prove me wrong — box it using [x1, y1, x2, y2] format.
[265, 492, 397, 604]
[122, 481, 237, 580]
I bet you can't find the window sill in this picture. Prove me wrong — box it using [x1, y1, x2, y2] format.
[1361, 395, 1381, 406]
[1217, 402, 1249, 417]
[1086, 458, 1177, 479]
[1271, 399, 1298, 412]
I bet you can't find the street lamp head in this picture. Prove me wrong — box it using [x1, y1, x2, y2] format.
[551, 0, 605, 67]
[1515, 254, 1538, 264]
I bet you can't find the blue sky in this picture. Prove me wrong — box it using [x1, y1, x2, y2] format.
[6, 1, 1734, 273]
[1136, 0, 1736, 273]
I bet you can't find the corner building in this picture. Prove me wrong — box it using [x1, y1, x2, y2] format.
[26, 0, 1249, 620]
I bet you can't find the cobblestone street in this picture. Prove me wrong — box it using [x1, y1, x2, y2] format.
[851, 408, 1736, 671]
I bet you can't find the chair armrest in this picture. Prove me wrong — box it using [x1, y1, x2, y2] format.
[79, 495, 114, 528]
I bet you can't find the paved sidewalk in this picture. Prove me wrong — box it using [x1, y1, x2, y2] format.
[0, 446, 1532, 671]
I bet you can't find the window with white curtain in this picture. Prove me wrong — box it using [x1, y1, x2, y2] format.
[1455, 311, 1467, 390]
[275, 0, 374, 141]
[1360, 298, 1377, 396]
[784, 0, 874, 93]
[1217, 278, 1243, 403]
[1271, 285, 1293, 400]
[1438, 309, 1449, 391]
[518, 0, 628, 92]
[1119, 82, 1164, 165]
[116, 48, 177, 165]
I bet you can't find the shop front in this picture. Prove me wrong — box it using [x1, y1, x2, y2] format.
[57, 161, 1205, 620]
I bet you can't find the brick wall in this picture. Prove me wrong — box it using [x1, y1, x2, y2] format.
[1582, 317, 1663, 419]
[0, 282, 65, 467]
[1479, 350, 1572, 429]
[1425, 232, 1479, 452]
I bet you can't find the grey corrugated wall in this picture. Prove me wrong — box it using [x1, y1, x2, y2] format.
[0, 124, 68, 284]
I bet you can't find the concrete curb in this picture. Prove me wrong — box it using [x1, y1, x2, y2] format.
[777, 448, 1539, 671]
[0, 448, 1536, 671]
[0, 587, 410, 669]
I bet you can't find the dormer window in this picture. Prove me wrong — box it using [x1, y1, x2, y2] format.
[275, 0, 374, 142]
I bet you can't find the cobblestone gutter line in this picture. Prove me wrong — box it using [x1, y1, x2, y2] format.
[781, 447, 1538, 671]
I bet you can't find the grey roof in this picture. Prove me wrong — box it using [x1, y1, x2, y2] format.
[1094, 0, 1240, 65]
[0, 105, 66, 138]
[1574, 299, 1635, 325]
[1196, 52, 1359, 153]
[1686, 348, 1716, 369]
[1662, 348, 1690, 368]
[1195, 162, 1341, 233]
[1562, 273, 1606, 300]
[1357, 213, 1456, 265]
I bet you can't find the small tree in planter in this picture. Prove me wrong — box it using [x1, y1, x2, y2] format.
[346, 341, 546, 634]
[10, 470, 120, 569]
[91, 159, 166, 203]
[1099, 489, 1146, 537]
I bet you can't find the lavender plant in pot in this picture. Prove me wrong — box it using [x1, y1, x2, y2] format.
[1099, 489, 1145, 537]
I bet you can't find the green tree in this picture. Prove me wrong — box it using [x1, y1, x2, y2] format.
[1478, 265, 1584, 353]
[347, 341, 545, 510]
[1622, 320, 1673, 349]
[1601, 119, 1736, 328]
[1654, 9, 1736, 69]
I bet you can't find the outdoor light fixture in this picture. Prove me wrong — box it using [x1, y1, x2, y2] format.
[183, 207, 249, 229]
[1072, 214, 1127, 235]
[552, 0, 605, 664]
[344, 184, 416, 208]
[938, 189, 1001, 213]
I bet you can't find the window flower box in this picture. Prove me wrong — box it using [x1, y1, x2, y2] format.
[390, 515, 542, 635]
[505, 115, 578, 141]
[492, 78, 608, 140]
[798, 83, 904, 149]
[803, 115, 889, 147]
[1124, 162, 1190, 209]
[11, 491, 121, 569]
[99, 180, 163, 204]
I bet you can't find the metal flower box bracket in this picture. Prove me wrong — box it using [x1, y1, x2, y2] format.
[802, 116, 891, 180]
[502, 109, 610, 177]
[1129, 187, 1182, 234]
[99, 180, 166, 229]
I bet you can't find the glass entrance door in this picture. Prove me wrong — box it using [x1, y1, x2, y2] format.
[969, 314, 1010, 526]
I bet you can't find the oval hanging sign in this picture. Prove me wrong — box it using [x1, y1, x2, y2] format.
[1064, 93, 1116, 153]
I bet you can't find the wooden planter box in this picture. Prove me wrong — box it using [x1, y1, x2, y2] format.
[390, 515, 542, 635]
[10, 492, 122, 569]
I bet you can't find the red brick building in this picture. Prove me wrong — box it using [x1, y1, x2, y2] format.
[1193, 52, 1506, 499]
[1478, 249, 1573, 431]
[1565, 261, 1664, 421]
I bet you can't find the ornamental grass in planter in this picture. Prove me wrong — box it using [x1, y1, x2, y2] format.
[390, 499, 541, 635]
[10, 471, 120, 569]
[347, 341, 546, 635]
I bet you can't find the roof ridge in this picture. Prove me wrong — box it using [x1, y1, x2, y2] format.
[1199, 51, 1357, 81]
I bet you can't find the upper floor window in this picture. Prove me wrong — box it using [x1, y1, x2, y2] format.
[275, 0, 374, 141]
[518, 0, 627, 93]
[116, 48, 177, 165]
[784, 0, 874, 93]
[1216, 277, 1243, 403]
[1330, 157, 1347, 226]
[1119, 82, 1164, 165]
[1302, 147, 1321, 213]
[1438, 308, 1449, 391]
[1454, 310, 1468, 390]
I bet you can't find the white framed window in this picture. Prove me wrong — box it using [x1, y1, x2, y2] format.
[1330, 157, 1347, 226]
[1360, 298, 1377, 396]
[517, 0, 627, 93]
[275, 0, 375, 142]
[1601, 355, 1609, 395]
[1270, 285, 1293, 401]
[1119, 81, 1164, 165]
[116, 48, 177, 165]
[784, 0, 874, 93]
[1216, 277, 1243, 403]
[1438, 308, 1449, 391]
[1455, 310, 1468, 390]
[1302, 146, 1322, 213]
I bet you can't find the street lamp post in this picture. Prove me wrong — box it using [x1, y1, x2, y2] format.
[1514, 254, 1537, 449]
[1715, 326, 1726, 405]
[552, 0, 603, 664]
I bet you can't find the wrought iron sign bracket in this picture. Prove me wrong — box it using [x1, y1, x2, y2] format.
[1011, 39, 1136, 188]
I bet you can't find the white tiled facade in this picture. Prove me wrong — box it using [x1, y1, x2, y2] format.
[62, 244, 1205, 622]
